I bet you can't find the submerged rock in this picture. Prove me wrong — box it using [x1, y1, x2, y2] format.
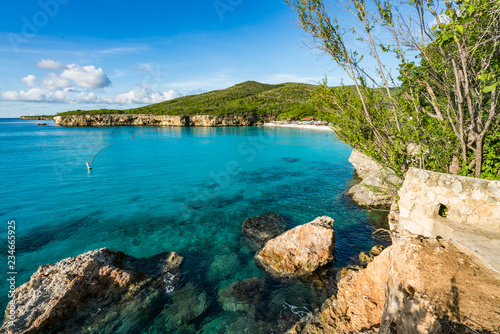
[1, 248, 184, 334]
[207, 252, 241, 282]
[218, 277, 266, 316]
[255, 216, 335, 278]
[242, 212, 287, 249]
[151, 282, 209, 332]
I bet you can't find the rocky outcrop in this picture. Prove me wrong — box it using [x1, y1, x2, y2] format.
[242, 212, 287, 249]
[348, 149, 384, 179]
[379, 232, 500, 333]
[288, 230, 500, 333]
[20, 116, 53, 120]
[255, 216, 335, 278]
[1, 248, 184, 334]
[348, 149, 401, 207]
[288, 248, 390, 333]
[398, 167, 500, 273]
[53, 113, 271, 127]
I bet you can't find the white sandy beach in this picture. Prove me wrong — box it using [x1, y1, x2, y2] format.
[264, 122, 334, 132]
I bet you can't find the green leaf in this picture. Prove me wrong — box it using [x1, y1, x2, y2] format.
[455, 25, 463, 34]
[483, 82, 498, 93]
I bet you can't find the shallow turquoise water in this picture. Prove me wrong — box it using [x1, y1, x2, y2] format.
[0, 119, 389, 332]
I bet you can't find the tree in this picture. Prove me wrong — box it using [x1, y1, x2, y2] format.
[286, 0, 500, 178]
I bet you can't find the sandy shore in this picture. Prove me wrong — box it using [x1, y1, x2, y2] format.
[264, 123, 334, 132]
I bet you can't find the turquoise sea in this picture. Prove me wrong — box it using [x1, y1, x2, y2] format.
[0, 118, 390, 332]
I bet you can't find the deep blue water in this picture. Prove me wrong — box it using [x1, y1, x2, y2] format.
[0, 118, 389, 333]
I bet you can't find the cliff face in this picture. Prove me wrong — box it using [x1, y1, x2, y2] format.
[20, 116, 54, 120]
[53, 114, 271, 127]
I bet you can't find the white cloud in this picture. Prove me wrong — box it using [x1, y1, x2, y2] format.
[21, 75, 36, 88]
[1, 60, 181, 105]
[0, 85, 181, 105]
[60, 64, 111, 88]
[41, 73, 71, 90]
[36, 59, 65, 70]
[114, 86, 181, 104]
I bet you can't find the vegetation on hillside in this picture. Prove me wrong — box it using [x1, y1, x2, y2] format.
[57, 81, 331, 121]
[287, 0, 499, 180]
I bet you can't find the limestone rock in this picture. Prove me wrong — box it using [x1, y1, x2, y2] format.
[242, 212, 287, 249]
[379, 234, 500, 333]
[347, 150, 401, 208]
[53, 114, 270, 127]
[398, 167, 500, 273]
[1, 248, 184, 334]
[348, 149, 383, 179]
[255, 216, 335, 278]
[288, 249, 390, 333]
[348, 176, 391, 207]
[370, 245, 385, 256]
[288, 234, 500, 334]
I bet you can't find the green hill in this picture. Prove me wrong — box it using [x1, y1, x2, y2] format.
[57, 81, 326, 120]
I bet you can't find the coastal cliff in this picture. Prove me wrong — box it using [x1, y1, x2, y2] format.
[288, 167, 500, 333]
[53, 114, 272, 127]
[20, 116, 54, 120]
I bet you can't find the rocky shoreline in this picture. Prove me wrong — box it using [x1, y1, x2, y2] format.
[20, 116, 54, 120]
[4, 126, 499, 333]
[3, 199, 499, 333]
[52, 114, 273, 127]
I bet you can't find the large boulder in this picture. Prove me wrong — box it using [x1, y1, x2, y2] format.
[1, 248, 184, 334]
[288, 233, 500, 333]
[255, 216, 335, 278]
[242, 212, 287, 249]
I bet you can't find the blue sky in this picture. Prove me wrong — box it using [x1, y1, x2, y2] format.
[0, 0, 345, 117]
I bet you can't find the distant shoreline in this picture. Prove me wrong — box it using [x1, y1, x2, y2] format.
[264, 122, 334, 132]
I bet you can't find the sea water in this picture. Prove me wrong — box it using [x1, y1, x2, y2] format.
[0, 118, 390, 333]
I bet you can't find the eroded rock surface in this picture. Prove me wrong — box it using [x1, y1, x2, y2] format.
[255, 216, 335, 278]
[288, 233, 500, 334]
[348, 149, 401, 207]
[1, 248, 184, 334]
[242, 212, 287, 249]
[53, 114, 269, 127]
[288, 249, 390, 333]
[348, 149, 384, 179]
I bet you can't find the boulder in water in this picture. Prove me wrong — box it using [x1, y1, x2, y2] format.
[255, 216, 335, 278]
[1, 248, 184, 334]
